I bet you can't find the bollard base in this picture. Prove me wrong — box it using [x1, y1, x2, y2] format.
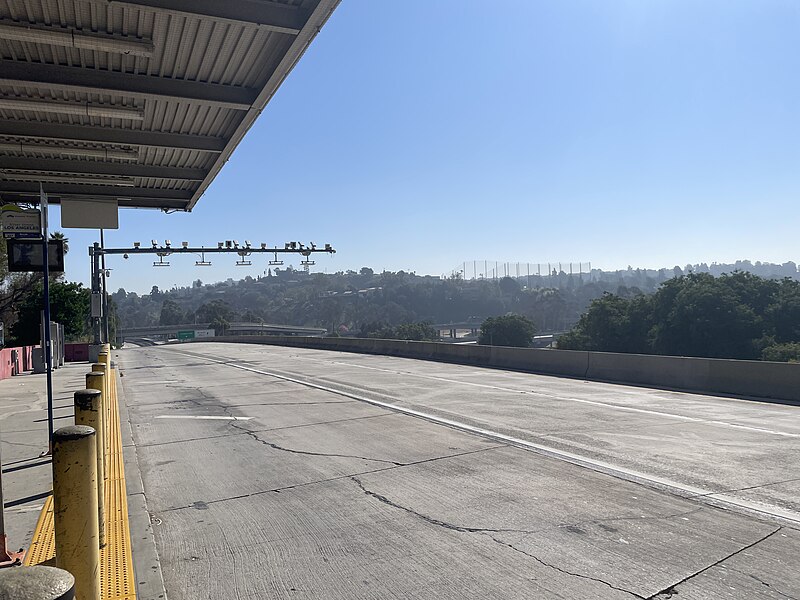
[0, 534, 25, 568]
[0, 565, 75, 599]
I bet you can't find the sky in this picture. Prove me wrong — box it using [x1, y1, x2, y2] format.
[58, 0, 800, 293]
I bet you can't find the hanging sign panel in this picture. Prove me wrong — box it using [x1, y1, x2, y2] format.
[61, 199, 119, 229]
[7, 239, 65, 273]
[1, 205, 42, 238]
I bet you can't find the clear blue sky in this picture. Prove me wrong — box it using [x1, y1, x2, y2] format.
[60, 0, 800, 293]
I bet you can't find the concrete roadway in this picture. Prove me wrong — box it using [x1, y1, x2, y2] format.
[119, 342, 800, 599]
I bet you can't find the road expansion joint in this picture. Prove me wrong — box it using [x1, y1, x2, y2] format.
[157, 446, 505, 514]
[644, 527, 784, 599]
[350, 475, 646, 599]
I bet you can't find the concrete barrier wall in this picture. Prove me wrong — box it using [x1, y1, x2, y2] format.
[0, 345, 35, 381]
[65, 343, 90, 362]
[190, 336, 800, 403]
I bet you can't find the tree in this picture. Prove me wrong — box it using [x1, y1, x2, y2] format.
[49, 231, 69, 255]
[393, 322, 438, 341]
[499, 276, 520, 297]
[10, 281, 90, 345]
[558, 293, 652, 353]
[762, 342, 800, 362]
[195, 300, 234, 324]
[479, 315, 536, 347]
[360, 267, 374, 277]
[210, 316, 229, 336]
[159, 299, 185, 326]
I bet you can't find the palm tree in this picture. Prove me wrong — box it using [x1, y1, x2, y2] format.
[49, 231, 68, 255]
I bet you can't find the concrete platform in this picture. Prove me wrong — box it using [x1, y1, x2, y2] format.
[118, 343, 800, 599]
[0, 364, 86, 551]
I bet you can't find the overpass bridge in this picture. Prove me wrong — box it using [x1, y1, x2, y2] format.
[119, 321, 326, 341]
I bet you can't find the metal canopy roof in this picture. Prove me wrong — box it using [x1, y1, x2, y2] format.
[0, 0, 339, 211]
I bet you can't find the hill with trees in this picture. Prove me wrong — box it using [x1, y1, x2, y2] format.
[111, 261, 800, 361]
[558, 272, 800, 361]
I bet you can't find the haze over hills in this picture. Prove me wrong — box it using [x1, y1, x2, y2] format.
[113, 259, 800, 335]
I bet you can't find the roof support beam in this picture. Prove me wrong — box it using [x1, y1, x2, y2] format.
[0, 180, 193, 201]
[0, 140, 138, 160]
[95, 0, 308, 33]
[0, 61, 258, 110]
[0, 97, 144, 120]
[0, 21, 154, 56]
[0, 120, 226, 152]
[0, 157, 206, 181]
[0, 192, 187, 209]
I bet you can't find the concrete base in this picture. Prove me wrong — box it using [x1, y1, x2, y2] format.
[88, 344, 103, 363]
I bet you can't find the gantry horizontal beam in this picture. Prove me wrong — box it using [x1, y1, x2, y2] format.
[93, 0, 308, 33]
[0, 61, 258, 110]
[100, 246, 335, 255]
[0, 120, 226, 152]
[0, 181, 193, 200]
[0, 157, 206, 180]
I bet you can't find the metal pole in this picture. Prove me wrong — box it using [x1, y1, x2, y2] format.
[100, 231, 109, 346]
[41, 187, 54, 446]
[91, 243, 101, 346]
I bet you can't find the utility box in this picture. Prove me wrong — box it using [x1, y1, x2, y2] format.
[32, 348, 46, 374]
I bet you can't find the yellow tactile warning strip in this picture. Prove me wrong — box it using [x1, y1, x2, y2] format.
[24, 368, 137, 600]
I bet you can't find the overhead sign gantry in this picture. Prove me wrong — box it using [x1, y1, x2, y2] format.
[0, 0, 340, 211]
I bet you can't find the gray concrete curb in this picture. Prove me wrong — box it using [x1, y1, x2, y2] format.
[116, 361, 168, 600]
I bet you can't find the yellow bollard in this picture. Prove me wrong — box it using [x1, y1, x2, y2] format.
[52, 425, 100, 600]
[91, 362, 107, 410]
[85, 371, 106, 456]
[74, 389, 105, 549]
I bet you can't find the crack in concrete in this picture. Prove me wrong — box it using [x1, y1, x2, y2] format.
[491, 536, 646, 599]
[645, 527, 783, 599]
[157, 446, 503, 513]
[351, 475, 645, 598]
[229, 422, 404, 466]
[725, 566, 798, 600]
[351, 475, 538, 535]
[690, 477, 800, 499]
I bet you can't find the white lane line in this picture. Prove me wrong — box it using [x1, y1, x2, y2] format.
[224, 361, 800, 526]
[321, 360, 800, 438]
[158, 348, 800, 525]
[154, 415, 252, 421]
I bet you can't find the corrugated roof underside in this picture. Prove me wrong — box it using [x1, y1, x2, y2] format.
[0, 0, 334, 209]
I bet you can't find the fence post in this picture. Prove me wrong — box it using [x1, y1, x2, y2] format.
[51, 426, 100, 600]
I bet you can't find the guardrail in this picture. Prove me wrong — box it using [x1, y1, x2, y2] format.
[188, 336, 800, 404]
